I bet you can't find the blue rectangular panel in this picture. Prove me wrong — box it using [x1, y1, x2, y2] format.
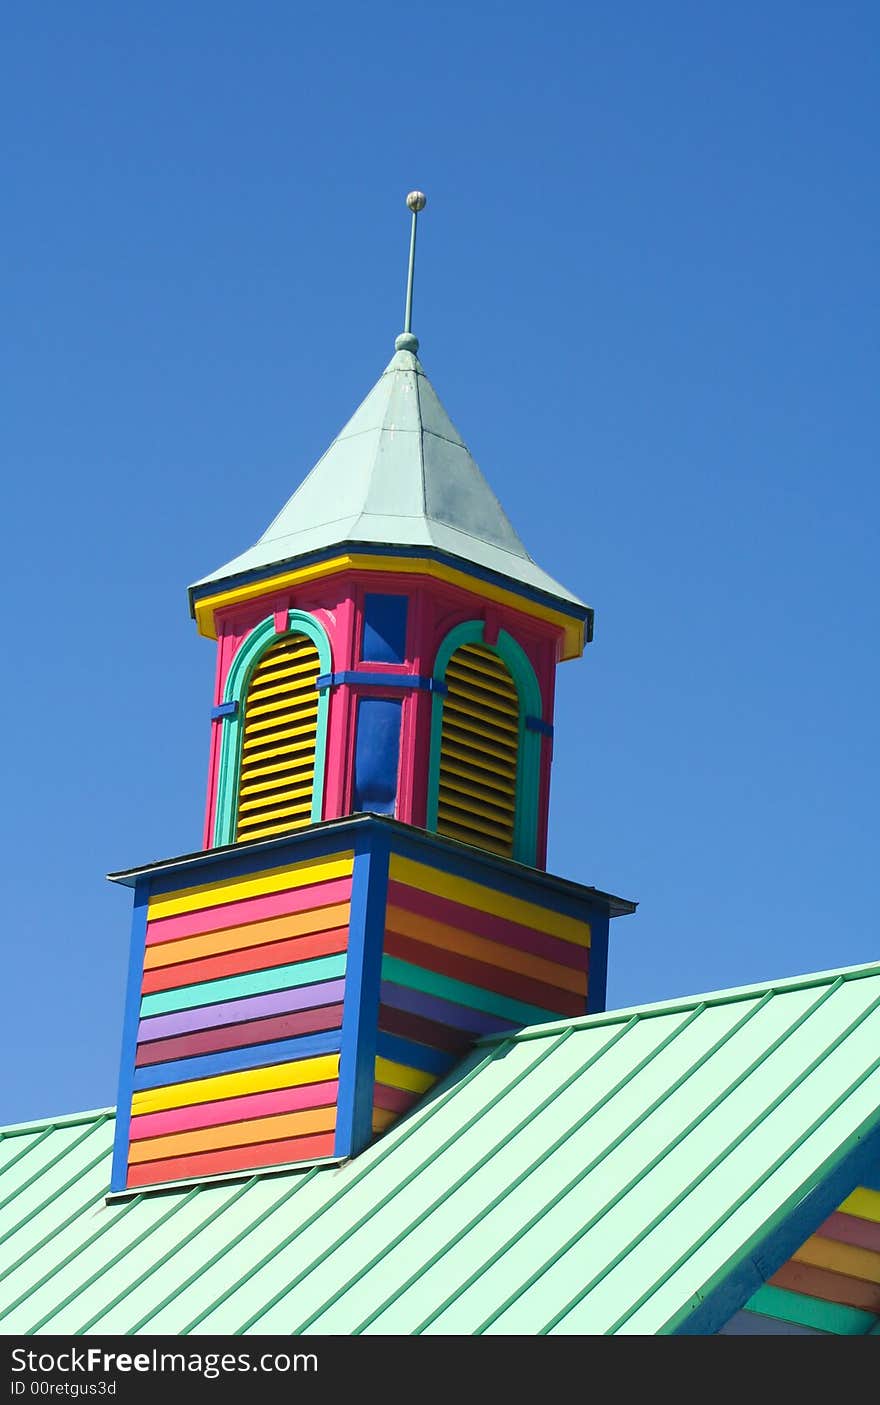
[362, 594, 409, 664]
[354, 698, 403, 816]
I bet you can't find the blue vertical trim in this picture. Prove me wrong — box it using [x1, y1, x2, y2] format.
[585, 908, 609, 1015]
[335, 832, 390, 1159]
[525, 715, 554, 737]
[110, 878, 150, 1193]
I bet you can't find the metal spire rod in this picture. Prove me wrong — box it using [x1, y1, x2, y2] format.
[403, 190, 426, 336]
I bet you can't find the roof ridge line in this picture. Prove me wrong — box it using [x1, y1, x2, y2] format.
[479, 957, 880, 1045]
[0, 1106, 116, 1139]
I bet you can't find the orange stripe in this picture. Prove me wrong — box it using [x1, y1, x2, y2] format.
[126, 1132, 336, 1187]
[141, 927, 348, 994]
[794, 1234, 880, 1285]
[144, 902, 351, 970]
[385, 904, 586, 995]
[371, 1108, 397, 1134]
[128, 1104, 336, 1164]
[770, 1260, 880, 1314]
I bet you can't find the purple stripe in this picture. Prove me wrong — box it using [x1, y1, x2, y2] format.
[380, 981, 514, 1035]
[137, 978, 347, 1042]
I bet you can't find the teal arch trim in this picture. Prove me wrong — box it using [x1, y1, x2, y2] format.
[427, 621, 543, 866]
[212, 611, 332, 847]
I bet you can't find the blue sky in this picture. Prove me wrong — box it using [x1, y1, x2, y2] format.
[2, 2, 877, 1123]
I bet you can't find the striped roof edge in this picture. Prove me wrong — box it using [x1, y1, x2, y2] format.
[0, 957, 877, 1335]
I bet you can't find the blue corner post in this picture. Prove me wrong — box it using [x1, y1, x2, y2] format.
[110, 878, 150, 1193]
[335, 825, 390, 1158]
[586, 906, 610, 1014]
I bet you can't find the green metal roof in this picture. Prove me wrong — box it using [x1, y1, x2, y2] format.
[190, 347, 587, 613]
[1, 958, 879, 1335]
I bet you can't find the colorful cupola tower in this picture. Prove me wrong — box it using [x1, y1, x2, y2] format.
[108, 195, 636, 1196]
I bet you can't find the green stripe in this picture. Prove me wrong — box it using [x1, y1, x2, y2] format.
[140, 954, 347, 1017]
[747, 1284, 876, 1335]
[381, 955, 558, 1026]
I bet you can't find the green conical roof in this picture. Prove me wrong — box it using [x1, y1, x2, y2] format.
[191, 347, 586, 613]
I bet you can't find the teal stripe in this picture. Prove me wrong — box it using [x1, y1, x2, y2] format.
[381, 955, 558, 1026]
[746, 1284, 876, 1335]
[140, 954, 347, 1017]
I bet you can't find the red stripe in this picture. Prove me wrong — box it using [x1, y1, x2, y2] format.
[377, 1004, 471, 1055]
[141, 927, 347, 993]
[816, 1211, 880, 1255]
[373, 1083, 421, 1115]
[146, 876, 352, 946]
[386, 879, 587, 969]
[383, 929, 583, 1017]
[770, 1259, 880, 1313]
[126, 1131, 336, 1188]
[135, 1005, 345, 1066]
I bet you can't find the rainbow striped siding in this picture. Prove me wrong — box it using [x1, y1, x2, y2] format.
[118, 851, 354, 1190]
[110, 817, 629, 1192]
[729, 1183, 880, 1333]
[373, 853, 591, 1131]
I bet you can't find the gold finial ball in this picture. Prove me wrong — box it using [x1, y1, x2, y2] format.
[406, 190, 427, 213]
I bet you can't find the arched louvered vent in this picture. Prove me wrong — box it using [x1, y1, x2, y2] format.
[437, 642, 519, 858]
[235, 633, 321, 842]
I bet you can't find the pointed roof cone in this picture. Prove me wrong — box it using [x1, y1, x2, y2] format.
[190, 345, 587, 615]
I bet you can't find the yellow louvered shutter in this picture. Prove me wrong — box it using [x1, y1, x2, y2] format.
[235, 633, 321, 843]
[437, 643, 519, 858]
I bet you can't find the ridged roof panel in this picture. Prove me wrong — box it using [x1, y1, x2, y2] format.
[1, 960, 878, 1335]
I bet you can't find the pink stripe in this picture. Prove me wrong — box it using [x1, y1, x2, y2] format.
[146, 875, 352, 945]
[386, 880, 588, 969]
[373, 1083, 421, 1115]
[128, 1079, 340, 1141]
[818, 1211, 880, 1254]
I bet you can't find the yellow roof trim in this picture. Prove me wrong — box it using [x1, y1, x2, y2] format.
[193, 553, 586, 661]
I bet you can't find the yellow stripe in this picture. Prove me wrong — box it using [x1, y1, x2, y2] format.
[388, 854, 590, 946]
[838, 1186, 880, 1224]
[233, 815, 314, 842]
[794, 1234, 880, 1285]
[130, 1054, 340, 1115]
[147, 853, 353, 921]
[374, 1056, 436, 1094]
[239, 770, 315, 799]
[440, 759, 517, 804]
[240, 737, 316, 766]
[438, 792, 515, 829]
[443, 685, 518, 728]
[245, 695, 319, 722]
[237, 795, 312, 822]
[193, 553, 585, 661]
[442, 736, 517, 775]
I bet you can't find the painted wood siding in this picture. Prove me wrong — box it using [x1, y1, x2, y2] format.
[436, 643, 519, 858]
[236, 633, 321, 842]
[122, 853, 354, 1189]
[373, 853, 591, 1133]
[724, 1183, 880, 1333]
